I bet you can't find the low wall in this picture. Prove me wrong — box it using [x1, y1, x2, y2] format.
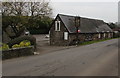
[2, 46, 34, 60]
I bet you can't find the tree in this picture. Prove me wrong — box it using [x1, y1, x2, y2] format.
[2, 1, 52, 17]
[29, 1, 52, 17]
[2, 16, 26, 39]
[2, 1, 53, 36]
[2, 2, 26, 16]
[108, 23, 118, 29]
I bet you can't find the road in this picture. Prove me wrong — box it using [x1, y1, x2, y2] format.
[2, 39, 118, 76]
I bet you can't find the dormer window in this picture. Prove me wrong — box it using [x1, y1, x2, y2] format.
[55, 20, 60, 31]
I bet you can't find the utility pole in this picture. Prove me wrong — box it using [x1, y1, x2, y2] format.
[75, 16, 80, 45]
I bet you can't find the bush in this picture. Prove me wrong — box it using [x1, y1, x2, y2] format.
[0, 43, 9, 51]
[12, 44, 21, 48]
[12, 40, 31, 48]
[28, 29, 49, 34]
[19, 40, 31, 47]
[7, 35, 36, 50]
[113, 33, 120, 38]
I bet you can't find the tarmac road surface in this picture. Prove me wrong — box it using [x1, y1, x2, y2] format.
[2, 39, 118, 76]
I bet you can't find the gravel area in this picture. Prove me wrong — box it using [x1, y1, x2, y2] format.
[33, 35, 76, 55]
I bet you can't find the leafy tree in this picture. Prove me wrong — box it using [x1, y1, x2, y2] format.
[2, 1, 53, 36]
[107, 23, 118, 29]
[2, 16, 26, 39]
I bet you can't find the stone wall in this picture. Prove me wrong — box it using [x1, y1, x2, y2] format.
[50, 16, 69, 46]
[2, 46, 34, 60]
[50, 32, 113, 46]
[69, 32, 113, 45]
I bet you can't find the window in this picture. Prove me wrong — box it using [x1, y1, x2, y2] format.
[64, 32, 68, 40]
[108, 33, 111, 38]
[98, 33, 101, 38]
[55, 21, 60, 31]
[104, 33, 106, 38]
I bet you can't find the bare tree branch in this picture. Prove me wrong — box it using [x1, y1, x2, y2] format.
[2, 1, 53, 17]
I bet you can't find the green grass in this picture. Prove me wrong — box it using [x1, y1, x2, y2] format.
[80, 37, 119, 46]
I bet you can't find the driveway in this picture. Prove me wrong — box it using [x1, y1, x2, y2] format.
[33, 35, 75, 55]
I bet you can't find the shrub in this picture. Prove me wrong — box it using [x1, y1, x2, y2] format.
[12, 44, 21, 48]
[7, 35, 36, 49]
[0, 43, 9, 51]
[28, 29, 49, 34]
[19, 40, 31, 47]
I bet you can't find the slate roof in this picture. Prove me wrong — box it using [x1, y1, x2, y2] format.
[58, 14, 113, 33]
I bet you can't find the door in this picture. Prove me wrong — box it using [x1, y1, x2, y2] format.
[64, 32, 68, 40]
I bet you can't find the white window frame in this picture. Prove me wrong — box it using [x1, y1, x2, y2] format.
[98, 33, 101, 38]
[55, 21, 60, 31]
[104, 33, 106, 38]
[55, 21, 57, 31]
[64, 32, 68, 40]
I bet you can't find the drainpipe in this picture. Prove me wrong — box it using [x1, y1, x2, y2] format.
[75, 16, 80, 45]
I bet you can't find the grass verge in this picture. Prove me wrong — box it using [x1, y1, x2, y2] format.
[80, 37, 119, 46]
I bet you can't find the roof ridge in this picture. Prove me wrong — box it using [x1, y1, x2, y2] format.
[58, 14, 76, 17]
[58, 14, 104, 22]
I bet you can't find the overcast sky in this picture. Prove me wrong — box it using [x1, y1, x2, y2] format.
[1, 0, 119, 23]
[50, 0, 119, 23]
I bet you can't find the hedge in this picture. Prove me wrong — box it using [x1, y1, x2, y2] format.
[7, 35, 36, 50]
[28, 29, 49, 34]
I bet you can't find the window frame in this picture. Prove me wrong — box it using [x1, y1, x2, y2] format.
[98, 33, 101, 38]
[104, 33, 106, 38]
[55, 20, 60, 31]
[64, 32, 68, 40]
